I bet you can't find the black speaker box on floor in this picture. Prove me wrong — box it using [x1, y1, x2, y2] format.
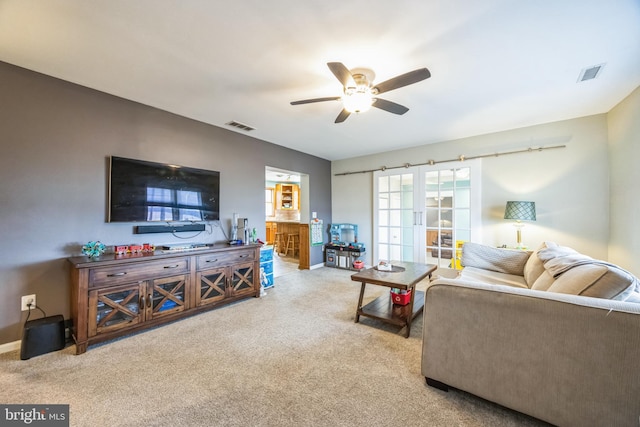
[20, 315, 66, 360]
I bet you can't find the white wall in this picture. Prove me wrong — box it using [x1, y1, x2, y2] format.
[332, 114, 610, 266]
[608, 86, 640, 275]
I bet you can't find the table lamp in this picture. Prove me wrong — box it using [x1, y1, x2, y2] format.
[503, 201, 536, 248]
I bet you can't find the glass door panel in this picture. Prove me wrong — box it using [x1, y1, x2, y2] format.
[230, 262, 255, 297]
[197, 268, 227, 306]
[424, 165, 475, 269]
[375, 160, 480, 267]
[150, 275, 188, 318]
[89, 283, 143, 336]
[374, 171, 416, 263]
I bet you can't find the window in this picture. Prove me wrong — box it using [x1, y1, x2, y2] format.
[265, 187, 275, 217]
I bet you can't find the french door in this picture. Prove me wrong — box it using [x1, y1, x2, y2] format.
[373, 160, 481, 267]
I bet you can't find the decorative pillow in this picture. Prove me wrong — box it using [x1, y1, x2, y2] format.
[626, 292, 640, 303]
[546, 263, 638, 300]
[537, 243, 640, 300]
[461, 242, 532, 276]
[523, 242, 553, 287]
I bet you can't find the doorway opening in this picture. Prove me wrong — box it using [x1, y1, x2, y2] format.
[265, 167, 309, 278]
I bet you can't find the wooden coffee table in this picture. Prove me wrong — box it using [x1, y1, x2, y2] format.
[351, 262, 437, 337]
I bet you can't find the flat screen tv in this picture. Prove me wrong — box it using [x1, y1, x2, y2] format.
[108, 156, 220, 223]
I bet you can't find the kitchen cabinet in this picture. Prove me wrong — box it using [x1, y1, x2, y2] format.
[276, 183, 299, 210]
[265, 221, 277, 244]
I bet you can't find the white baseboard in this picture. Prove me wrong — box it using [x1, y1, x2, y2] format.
[0, 340, 20, 355]
[310, 263, 325, 270]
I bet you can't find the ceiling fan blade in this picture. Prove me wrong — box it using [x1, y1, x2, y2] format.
[372, 98, 409, 115]
[327, 62, 356, 88]
[373, 68, 431, 95]
[334, 108, 351, 123]
[290, 96, 341, 105]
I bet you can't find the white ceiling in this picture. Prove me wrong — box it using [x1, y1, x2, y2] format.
[1, 1, 639, 161]
[265, 168, 300, 184]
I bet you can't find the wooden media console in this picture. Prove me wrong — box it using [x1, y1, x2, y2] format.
[68, 244, 261, 354]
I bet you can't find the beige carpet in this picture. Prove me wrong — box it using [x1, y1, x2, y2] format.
[0, 267, 549, 427]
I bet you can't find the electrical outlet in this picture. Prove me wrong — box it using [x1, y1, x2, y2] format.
[21, 294, 36, 311]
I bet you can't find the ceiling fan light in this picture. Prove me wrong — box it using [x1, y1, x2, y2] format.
[343, 90, 373, 113]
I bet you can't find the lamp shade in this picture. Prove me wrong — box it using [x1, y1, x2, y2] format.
[504, 201, 536, 221]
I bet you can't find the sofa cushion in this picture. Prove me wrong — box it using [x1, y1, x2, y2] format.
[461, 242, 531, 276]
[459, 266, 528, 288]
[523, 242, 552, 287]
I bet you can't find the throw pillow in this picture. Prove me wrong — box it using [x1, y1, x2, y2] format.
[626, 292, 640, 303]
[546, 263, 638, 300]
[537, 243, 640, 300]
[461, 242, 531, 276]
[523, 242, 552, 287]
[531, 270, 555, 291]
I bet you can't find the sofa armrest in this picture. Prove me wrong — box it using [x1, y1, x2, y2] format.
[421, 279, 640, 427]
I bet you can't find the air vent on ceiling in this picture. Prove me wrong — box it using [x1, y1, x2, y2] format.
[225, 120, 255, 132]
[577, 63, 605, 82]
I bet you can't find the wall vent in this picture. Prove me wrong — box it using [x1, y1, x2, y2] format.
[225, 120, 255, 131]
[577, 63, 605, 82]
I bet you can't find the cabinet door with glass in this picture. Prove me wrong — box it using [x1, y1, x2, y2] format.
[88, 282, 144, 337]
[196, 266, 228, 306]
[147, 274, 189, 319]
[196, 261, 256, 304]
[229, 261, 256, 298]
[88, 274, 189, 337]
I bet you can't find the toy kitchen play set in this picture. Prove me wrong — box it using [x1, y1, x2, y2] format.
[325, 223, 366, 270]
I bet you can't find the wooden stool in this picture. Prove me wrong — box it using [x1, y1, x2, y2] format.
[273, 232, 285, 255]
[285, 233, 299, 257]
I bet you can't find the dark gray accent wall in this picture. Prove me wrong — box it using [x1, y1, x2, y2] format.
[0, 61, 331, 345]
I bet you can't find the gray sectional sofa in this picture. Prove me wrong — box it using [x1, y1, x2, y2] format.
[421, 242, 640, 427]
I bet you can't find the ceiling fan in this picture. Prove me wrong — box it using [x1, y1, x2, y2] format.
[290, 62, 431, 123]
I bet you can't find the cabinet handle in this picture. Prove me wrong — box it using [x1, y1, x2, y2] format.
[239, 254, 248, 258]
[147, 294, 152, 308]
[164, 264, 180, 269]
[107, 272, 127, 277]
[205, 259, 218, 263]
[140, 295, 145, 310]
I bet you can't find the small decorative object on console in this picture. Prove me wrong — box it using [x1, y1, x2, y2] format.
[129, 244, 144, 253]
[377, 260, 392, 271]
[82, 241, 106, 258]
